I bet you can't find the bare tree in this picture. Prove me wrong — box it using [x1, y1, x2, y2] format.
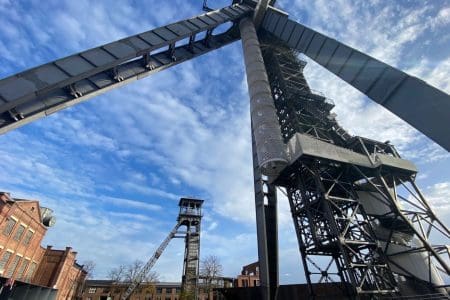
[124, 260, 143, 282]
[82, 260, 96, 279]
[109, 261, 160, 282]
[108, 264, 126, 282]
[124, 260, 159, 283]
[200, 255, 223, 297]
[108, 261, 160, 297]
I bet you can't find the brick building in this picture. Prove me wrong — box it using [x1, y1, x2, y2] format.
[82, 280, 181, 300]
[235, 262, 260, 288]
[34, 246, 87, 299]
[0, 191, 87, 299]
[82, 277, 234, 300]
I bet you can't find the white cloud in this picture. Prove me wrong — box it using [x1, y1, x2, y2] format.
[100, 196, 162, 212]
[425, 181, 450, 216]
[431, 6, 450, 28]
[407, 55, 450, 94]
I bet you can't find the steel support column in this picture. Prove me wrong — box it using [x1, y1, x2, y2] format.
[252, 128, 279, 300]
[241, 15, 284, 300]
[239, 17, 288, 179]
[264, 181, 279, 300]
[253, 0, 270, 28]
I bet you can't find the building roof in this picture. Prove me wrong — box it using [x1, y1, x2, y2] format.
[178, 197, 204, 207]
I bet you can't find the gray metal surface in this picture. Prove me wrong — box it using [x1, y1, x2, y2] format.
[239, 17, 288, 178]
[262, 9, 450, 152]
[251, 128, 279, 300]
[0, 3, 251, 135]
[253, 0, 270, 28]
[287, 132, 417, 173]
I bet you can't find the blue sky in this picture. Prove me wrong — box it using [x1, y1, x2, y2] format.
[0, 0, 449, 284]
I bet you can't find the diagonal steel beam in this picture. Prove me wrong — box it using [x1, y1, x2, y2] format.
[262, 9, 450, 151]
[253, 0, 270, 28]
[0, 3, 251, 135]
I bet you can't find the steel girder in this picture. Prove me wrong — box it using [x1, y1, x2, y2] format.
[262, 9, 450, 152]
[0, 3, 251, 135]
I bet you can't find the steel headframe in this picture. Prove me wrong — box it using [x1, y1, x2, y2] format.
[259, 36, 449, 298]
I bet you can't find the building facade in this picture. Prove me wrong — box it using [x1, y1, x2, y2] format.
[34, 246, 87, 299]
[82, 277, 234, 300]
[0, 192, 47, 282]
[0, 191, 87, 299]
[82, 280, 180, 300]
[235, 262, 259, 288]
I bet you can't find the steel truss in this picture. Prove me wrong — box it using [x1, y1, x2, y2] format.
[262, 39, 397, 297]
[349, 139, 450, 290]
[1, 2, 450, 299]
[261, 37, 449, 298]
[177, 198, 203, 299]
[283, 159, 398, 297]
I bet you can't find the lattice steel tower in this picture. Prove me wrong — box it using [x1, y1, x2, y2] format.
[120, 198, 203, 300]
[178, 198, 203, 299]
[0, 1, 449, 300]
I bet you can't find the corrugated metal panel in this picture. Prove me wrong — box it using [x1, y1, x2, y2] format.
[81, 48, 116, 67]
[305, 32, 326, 59]
[273, 16, 288, 37]
[280, 19, 295, 42]
[54, 55, 94, 76]
[286, 25, 304, 48]
[296, 28, 315, 52]
[339, 50, 368, 83]
[315, 38, 339, 66]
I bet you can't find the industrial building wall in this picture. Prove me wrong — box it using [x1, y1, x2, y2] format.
[0, 193, 47, 282]
[32, 246, 87, 299]
[0, 192, 87, 299]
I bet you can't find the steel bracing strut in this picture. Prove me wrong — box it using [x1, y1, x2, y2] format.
[252, 127, 279, 300]
[0, 3, 252, 135]
[121, 224, 180, 300]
